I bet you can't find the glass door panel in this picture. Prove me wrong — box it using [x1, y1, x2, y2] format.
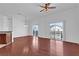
[50, 22, 64, 40]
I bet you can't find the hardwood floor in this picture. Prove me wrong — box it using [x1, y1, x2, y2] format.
[0, 36, 79, 56]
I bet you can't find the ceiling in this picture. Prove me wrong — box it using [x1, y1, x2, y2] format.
[0, 3, 78, 18]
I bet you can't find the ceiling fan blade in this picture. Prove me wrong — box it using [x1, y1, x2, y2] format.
[48, 7, 56, 9]
[40, 9, 45, 12]
[40, 5, 45, 8]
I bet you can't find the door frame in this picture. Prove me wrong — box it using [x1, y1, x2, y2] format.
[49, 20, 65, 41]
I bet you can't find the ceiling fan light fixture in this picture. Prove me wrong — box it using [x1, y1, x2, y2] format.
[40, 3, 56, 12]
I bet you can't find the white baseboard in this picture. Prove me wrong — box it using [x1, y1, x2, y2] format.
[38, 36, 49, 38]
[64, 40, 79, 44]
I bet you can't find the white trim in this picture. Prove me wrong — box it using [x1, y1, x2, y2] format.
[38, 35, 49, 38]
[39, 36, 79, 44]
[64, 40, 79, 44]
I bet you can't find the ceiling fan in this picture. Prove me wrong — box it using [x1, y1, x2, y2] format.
[40, 3, 56, 12]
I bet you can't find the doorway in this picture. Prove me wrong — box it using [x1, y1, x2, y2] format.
[32, 24, 38, 37]
[49, 22, 64, 40]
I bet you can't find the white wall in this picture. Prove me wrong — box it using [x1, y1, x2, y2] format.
[0, 14, 29, 38]
[45, 8, 79, 43]
[28, 17, 47, 37]
[29, 6, 79, 43]
[12, 14, 29, 38]
[44, 8, 79, 43]
[0, 15, 11, 31]
[0, 15, 4, 31]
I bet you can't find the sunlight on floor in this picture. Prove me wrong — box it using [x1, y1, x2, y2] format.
[56, 40, 63, 56]
[50, 40, 56, 55]
[32, 36, 38, 49]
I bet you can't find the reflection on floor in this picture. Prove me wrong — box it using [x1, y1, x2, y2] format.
[0, 36, 79, 56]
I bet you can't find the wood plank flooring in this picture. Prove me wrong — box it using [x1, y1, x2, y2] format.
[0, 36, 79, 56]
